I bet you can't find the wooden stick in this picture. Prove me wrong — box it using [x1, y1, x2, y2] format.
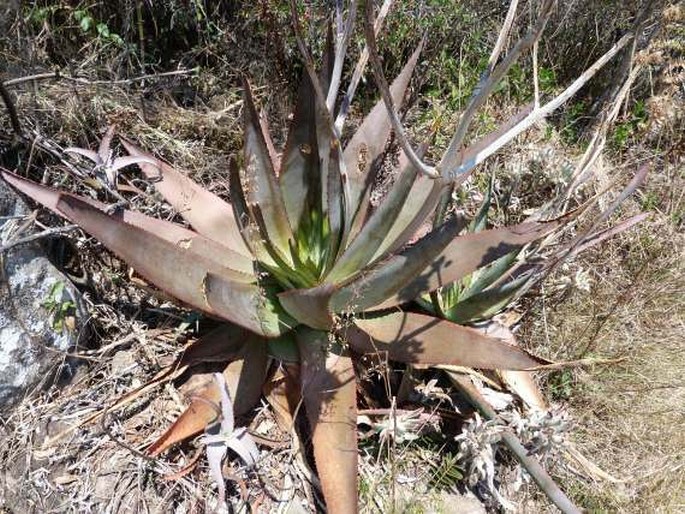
[2, 68, 197, 88]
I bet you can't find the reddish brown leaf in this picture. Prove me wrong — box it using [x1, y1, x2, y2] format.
[242, 80, 295, 257]
[343, 43, 423, 237]
[475, 321, 547, 410]
[149, 336, 268, 456]
[120, 138, 251, 257]
[348, 311, 549, 370]
[1, 170, 256, 277]
[54, 194, 279, 335]
[297, 328, 358, 514]
[263, 364, 301, 432]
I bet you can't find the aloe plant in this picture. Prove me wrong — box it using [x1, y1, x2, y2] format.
[1, 1, 647, 512]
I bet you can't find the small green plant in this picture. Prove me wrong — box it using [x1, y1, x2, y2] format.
[548, 369, 576, 401]
[42, 281, 76, 333]
[73, 9, 125, 47]
[611, 99, 648, 149]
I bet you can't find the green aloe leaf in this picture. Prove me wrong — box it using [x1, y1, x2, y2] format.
[444, 273, 533, 324]
[241, 80, 295, 258]
[372, 175, 445, 259]
[333, 218, 560, 313]
[120, 138, 251, 257]
[327, 144, 427, 283]
[348, 311, 548, 370]
[297, 327, 358, 514]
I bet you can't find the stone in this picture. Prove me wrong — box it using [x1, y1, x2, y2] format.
[0, 180, 86, 410]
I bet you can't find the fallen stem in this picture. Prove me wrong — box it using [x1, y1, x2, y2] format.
[0, 224, 78, 253]
[2, 68, 197, 87]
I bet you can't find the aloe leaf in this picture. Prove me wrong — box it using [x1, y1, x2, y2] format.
[263, 364, 301, 431]
[1, 170, 256, 278]
[242, 80, 295, 257]
[258, 109, 280, 173]
[297, 327, 358, 514]
[120, 138, 251, 257]
[373, 176, 445, 259]
[280, 64, 323, 233]
[267, 332, 300, 363]
[231, 160, 311, 288]
[328, 144, 427, 283]
[204, 272, 296, 338]
[97, 124, 116, 162]
[324, 146, 345, 269]
[348, 311, 548, 370]
[64, 147, 100, 164]
[333, 218, 560, 312]
[460, 250, 520, 299]
[54, 194, 282, 336]
[148, 335, 268, 456]
[444, 273, 532, 324]
[332, 215, 463, 313]
[474, 322, 548, 411]
[278, 283, 335, 330]
[342, 43, 423, 237]
[469, 174, 494, 233]
[570, 212, 648, 257]
[228, 158, 277, 266]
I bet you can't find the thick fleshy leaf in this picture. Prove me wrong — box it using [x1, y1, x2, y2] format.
[446, 273, 532, 324]
[97, 124, 116, 162]
[148, 334, 268, 456]
[280, 78, 319, 230]
[325, 146, 345, 269]
[474, 322, 547, 411]
[242, 80, 295, 257]
[297, 328, 357, 514]
[343, 43, 423, 236]
[348, 311, 548, 370]
[267, 332, 300, 362]
[327, 145, 427, 283]
[280, 61, 324, 233]
[333, 218, 561, 313]
[263, 364, 301, 432]
[0, 170, 256, 278]
[227, 158, 279, 268]
[54, 194, 281, 336]
[203, 272, 296, 337]
[461, 250, 519, 299]
[259, 109, 280, 173]
[120, 138, 251, 257]
[278, 283, 336, 330]
[372, 176, 445, 258]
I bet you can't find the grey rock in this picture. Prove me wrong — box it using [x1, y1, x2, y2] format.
[0, 180, 86, 410]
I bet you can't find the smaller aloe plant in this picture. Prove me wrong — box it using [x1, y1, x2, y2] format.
[1, 1, 648, 512]
[64, 125, 155, 189]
